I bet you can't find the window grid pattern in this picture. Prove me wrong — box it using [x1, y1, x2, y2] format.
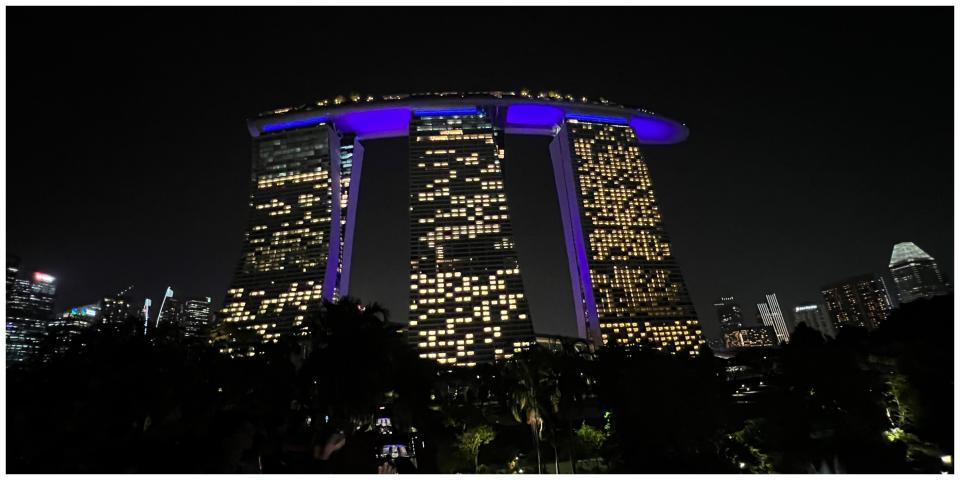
[220, 125, 333, 356]
[566, 120, 702, 355]
[334, 133, 356, 298]
[408, 110, 534, 366]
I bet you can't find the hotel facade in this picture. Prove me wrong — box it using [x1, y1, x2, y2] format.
[222, 92, 702, 362]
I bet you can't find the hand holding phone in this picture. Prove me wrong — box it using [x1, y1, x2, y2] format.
[316, 431, 346, 460]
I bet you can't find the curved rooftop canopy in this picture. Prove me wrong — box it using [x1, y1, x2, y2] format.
[889, 241, 935, 267]
[248, 91, 689, 144]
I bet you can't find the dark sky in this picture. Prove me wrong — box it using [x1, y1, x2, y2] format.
[7, 7, 953, 341]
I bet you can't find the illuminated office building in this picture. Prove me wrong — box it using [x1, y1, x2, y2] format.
[723, 326, 777, 349]
[792, 302, 835, 338]
[7, 255, 19, 295]
[48, 304, 99, 356]
[408, 107, 534, 365]
[756, 293, 790, 344]
[6, 269, 57, 365]
[714, 296, 744, 335]
[888, 242, 950, 304]
[233, 92, 693, 361]
[157, 296, 182, 327]
[821, 274, 892, 331]
[99, 286, 136, 325]
[182, 297, 213, 339]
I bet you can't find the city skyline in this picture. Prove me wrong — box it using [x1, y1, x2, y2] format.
[6, 8, 953, 344]
[4, 5, 954, 475]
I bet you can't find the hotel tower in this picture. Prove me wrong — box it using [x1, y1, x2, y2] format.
[223, 91, 703, 361]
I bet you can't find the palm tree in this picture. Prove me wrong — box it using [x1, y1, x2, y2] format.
[505, 350, 560, 474]
[548, 350, 592, 473]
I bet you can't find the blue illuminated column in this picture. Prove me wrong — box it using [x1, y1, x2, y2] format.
[322, 129, 362, 300]
[338, 137, 364, 297]
[548, 126, 601, 345]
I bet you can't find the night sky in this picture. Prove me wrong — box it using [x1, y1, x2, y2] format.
[7, 7, 953, 342]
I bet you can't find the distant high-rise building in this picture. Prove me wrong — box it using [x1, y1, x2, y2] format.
[756, 293, 789, 344]
[714, 296, 744, 334]
[182, 297, 213, 339]
[156, 296, 182, 328]
[724, 326, 777, 349]
[793, 302, 836, 338]
[821, 274, 892, 331]
[6, 269, 57, 365]
[99, 286, 136, 325]
[48, 304, 99, 356]
[888, 242, 950, 304]
[7, 255, 20, 295]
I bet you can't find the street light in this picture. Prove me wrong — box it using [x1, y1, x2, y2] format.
[739, 462, 746, 470]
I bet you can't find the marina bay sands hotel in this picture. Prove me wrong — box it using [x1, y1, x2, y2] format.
[220, 91, 704, 365]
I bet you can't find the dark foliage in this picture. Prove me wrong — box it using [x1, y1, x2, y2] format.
[6, 295, 953, 473]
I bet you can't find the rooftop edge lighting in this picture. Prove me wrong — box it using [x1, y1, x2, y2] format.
[413, 107, 479, 117]
[333, 108, 412, 139]
[629, 116, 686, 143]
[262, 115, 329, 133]
[251, 95, 689, 144]
[565, 113, 628, 125]
[505, 104, 565, 129]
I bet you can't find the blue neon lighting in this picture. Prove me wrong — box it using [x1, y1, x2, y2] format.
[565, 113, 628, 124]
[334, 108, 411, 138]
[505, 104, 564, 128]
[262, 115, 329, 132]
[413, 107, 479, 117]
[630, 116, 685, 143]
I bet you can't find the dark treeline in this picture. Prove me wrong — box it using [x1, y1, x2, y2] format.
[6, 295, 953, 473]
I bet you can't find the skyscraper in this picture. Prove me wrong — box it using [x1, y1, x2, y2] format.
[234, 91, 694, 361]
[182, 297, 213, 339]
[220, 119, 336, 356]
[554, 116, 702, 354]
[48, 304, 99, 356]
[408, 107, 534, 365]
[821, 274, 892, 331]
[888, 242, 950, 304]
[756, 293, 789, 344]
[99, 286, 136, 325]
[7, 254, 20, 296]
[792, 302, 836, 338]
[6, 269, 57, 365]
[723, 326, 778, 349]
[714, 296, 745, 335]
[156, 295, 182, 328]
